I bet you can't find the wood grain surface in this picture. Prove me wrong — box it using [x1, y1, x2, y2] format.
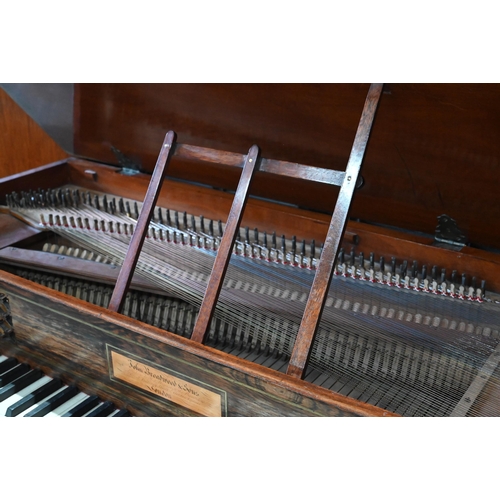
[0, 270, 395, 417]
[0, 88, 67, 177]
[73, 83, 500, 250]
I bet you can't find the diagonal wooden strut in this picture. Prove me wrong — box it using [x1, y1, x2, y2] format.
[286, 83, 384, 379]
[190, 145, 260, 344]
[108, 130, 176, 313]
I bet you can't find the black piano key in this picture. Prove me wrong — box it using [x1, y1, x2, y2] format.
[24, 385, 79, 417]
[61, 395, 101, 417]
[5, 378, 63, 417]
[0, 369, 43, 402]
[85, 401, 115, 417]
[0, 363, 30, 387]
[111, 409, 131, 417]
[0, 357, 17, 375]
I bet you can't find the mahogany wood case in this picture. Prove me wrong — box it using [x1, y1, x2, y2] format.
[1, 84, 499, 417]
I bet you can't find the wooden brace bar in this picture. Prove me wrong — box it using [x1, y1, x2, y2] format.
[286, 83, 384, 379]
[108, 131, 176, 313]
[190, 145, 260, 344]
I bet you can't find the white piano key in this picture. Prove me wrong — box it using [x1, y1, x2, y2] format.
[44, 392, 89, 417]
[0, 375, 52, 417]
[16, 385, 69, 417]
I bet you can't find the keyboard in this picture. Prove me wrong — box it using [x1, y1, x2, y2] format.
[0, 354, 131, 417]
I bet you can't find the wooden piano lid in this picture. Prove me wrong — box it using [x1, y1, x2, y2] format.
[6, 84, 500, 250]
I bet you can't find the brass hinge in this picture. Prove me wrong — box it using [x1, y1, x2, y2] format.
[434, 214, 467, 250]
[111, 146, 142, 176]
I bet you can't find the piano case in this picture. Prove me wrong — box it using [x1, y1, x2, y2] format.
[1, 83, 500, 417]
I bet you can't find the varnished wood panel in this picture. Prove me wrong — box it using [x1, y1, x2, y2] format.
[0, 271, 394, 417]
[74, 84, 500, 250]
[0, 88, 67, 178]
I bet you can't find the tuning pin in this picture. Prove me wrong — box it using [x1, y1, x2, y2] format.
[349, 249, 355, 266]
[199, 215, 205, 233]
[174, 211, 180, 229]
[94, 195, 100, 211]
[451, 270, 457, 284]
[421, 265, 427, 280]
[367, 252, 373, 270]
[254, 228, 259, 245]
[109, 201, 115, 215]
[157, 207, 163, 225]
[290, 238, 297, 265]
[118, 198, 125, 214]
[338, 248, 345, 264]
[183, 212, 188, 229]
[400, 260, 408, 278]
[431, 265, 438, 281]
[461, 273, 467, 287]
[218, 220, 223, 237]
[272, 232, 277, 249]
[190, 214, 196, 231]
[310, 240, 316, 259]
[281, 235, 286, 254]
[440, 269, 447, 284]
[166, 209, 172, 227]
[208, 219, 213, 236]
[245, 227, 250, 244]
[103, 195, 108, 212]
[410, 260, 417, 278]
[300, 240, 306, 257]
[86, 191, 92, 206]
[134, 202, 139, 219]
[359, 252, 364, 269]
[379, 256, 385, 273]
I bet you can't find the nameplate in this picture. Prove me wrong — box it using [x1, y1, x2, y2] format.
[108, 347, 224, 417]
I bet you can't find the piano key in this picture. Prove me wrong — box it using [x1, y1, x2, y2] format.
[61, 394, 101, 417]
[5, 378, 63, 417]
[23, 385, 79, 417]
[0, 363, 30, 387]
[85, 400, 115, 417]
[109, 408, 131, 417]
[44, 392, 89, 417]
[0, 375, 52, 417]
[0, 369, 43, 402]
[0, 357, 18, 375]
